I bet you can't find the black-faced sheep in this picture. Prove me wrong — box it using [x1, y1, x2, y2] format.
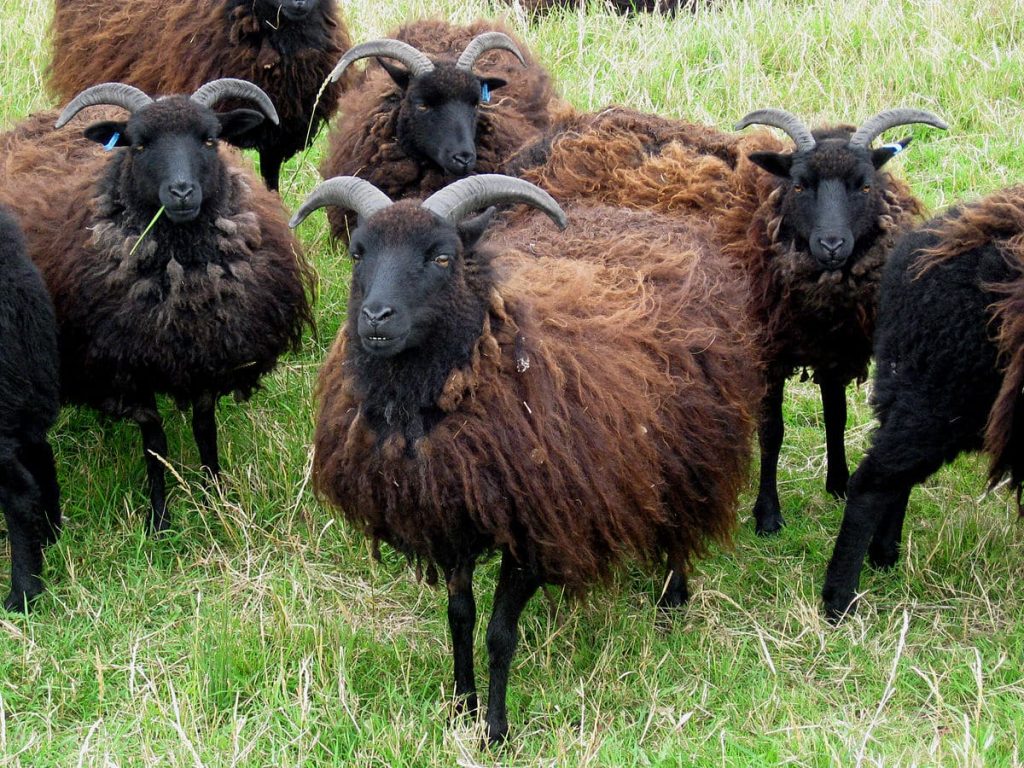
[822, 185, 1024, 620]
[512, 106, 946, 534]
[47, 0, 355, 191]
[292, 174, 760, 744]
[0, 205, 61, 612]
[0, 80, 315, 533]
[319, 21, 561, 241]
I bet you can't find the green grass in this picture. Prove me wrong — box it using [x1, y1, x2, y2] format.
[2, 0, 1024, 764]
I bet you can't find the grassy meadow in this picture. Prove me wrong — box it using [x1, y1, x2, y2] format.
[2, 0, 1023, 764]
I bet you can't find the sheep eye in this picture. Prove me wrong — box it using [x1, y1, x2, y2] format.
[861, 184, 872, 193]
[416, 104, 430, 113]
[433, 254, 451, 267]
[350, 249, 363, 262]
[792, 184, 803, 193]
[204, 138, 217, 148]
[134, 144, 145, 153]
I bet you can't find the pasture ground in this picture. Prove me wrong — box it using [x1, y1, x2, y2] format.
[1, 0, 1023, 764]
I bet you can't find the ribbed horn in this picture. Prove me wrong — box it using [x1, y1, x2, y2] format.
[849, 108, 948, 149]
[55, 83, 153, 129]
[735, 108, 816, 153]
[456, 32, 526, 72]
[191, 78, 279, 125]
[328, 39, 435, 84]
[421, 175, 567, 230]
[289, 176, 394, 228]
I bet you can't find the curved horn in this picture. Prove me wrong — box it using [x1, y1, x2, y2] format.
[849, 108, 948, 149]
[735, 108, 816, 153]
[190, 78, 279, 125]
[456, 32, 526, 72]
[289, 176, 394, 228]
[421, 175, 567, 230]
[55, 83, 153, 128]
[327, 39, 434, 84]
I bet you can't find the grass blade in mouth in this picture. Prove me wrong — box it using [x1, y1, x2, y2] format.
[129, 205, 165, 257]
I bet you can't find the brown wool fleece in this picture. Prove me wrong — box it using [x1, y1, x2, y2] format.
[313, 203, 760, 590]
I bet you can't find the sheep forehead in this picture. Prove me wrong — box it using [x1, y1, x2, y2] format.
[800, 139, 871, 181]
[362, 202, 449, 245]
[129, 97, 218, 139]
[415, 65, 480, 103]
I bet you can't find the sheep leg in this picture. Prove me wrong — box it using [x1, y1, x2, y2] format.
[19, 439, 61, 546]
[259, 148, 283, 192]
[867, 487, 912, 570]
[135, 401, 170, 534]
[752, 377, 786, 535]
[820, 375, 850, 498]
[191, 393, 220, 478]
[484, 552, 540, 747]
[1, 456, 45, 612]
[657, 543, 689, 610]
[445, 560, 478, 716]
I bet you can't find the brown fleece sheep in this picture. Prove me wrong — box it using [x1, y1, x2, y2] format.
[319, 20, 561, 240]
[506, 0, 694, 16]
[47, 0, 354, 190]
[0, 93, 314, 533]
[298, 175, 759, 743]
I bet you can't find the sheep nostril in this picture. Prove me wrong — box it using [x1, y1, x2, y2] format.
[451, 152, 475, 170]
[362, 305, 394, 328]
[819, 236, 846, 256]
[168, 182, 196, 203]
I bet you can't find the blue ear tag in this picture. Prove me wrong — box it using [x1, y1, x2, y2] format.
[481, 83, 491, 103]
[103, 132, 121, 151]
[881, 142, 903, 155]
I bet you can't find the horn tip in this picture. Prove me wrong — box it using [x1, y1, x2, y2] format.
[288, 212, 305, 229]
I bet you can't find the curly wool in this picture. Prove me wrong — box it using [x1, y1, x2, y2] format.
[47, 0, 353, 175]
[313, 204, 759, 589]
[0, 109, 314, 415]
[319, 19, 561, 240]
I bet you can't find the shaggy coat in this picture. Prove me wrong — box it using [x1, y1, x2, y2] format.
[47, 0, 354, 190]
[822, 185, 1024, 619]
[314, 202, 759, 588]
[319, 20, 561, 240]
[0, 205, 60, 611]
[507, 0, 693, 13]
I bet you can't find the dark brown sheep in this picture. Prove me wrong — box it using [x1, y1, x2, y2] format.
[318, 20, 562, 240]
[512, 106, 944, 535]
[47, 0, 354, 190]
[0, 82, 314, 533]
[294, 174, 759, 744]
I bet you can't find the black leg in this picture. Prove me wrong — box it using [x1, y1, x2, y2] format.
[191, 393, 220, 478]
[1, 456, 45, 612]
[484, 551, 540, 747]
[134, 399, 170, 534]
[867, 487, 912, 570]
[445, 560, 478, 716]
[259, 148, 283, 192]
[752, 377, 786, 535]
[19, 439, 61, 546]
[657, 542, 689, 610]
[820, 375, 850, 498]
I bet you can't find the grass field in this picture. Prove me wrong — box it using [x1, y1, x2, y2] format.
[2, 0, 1023, 764]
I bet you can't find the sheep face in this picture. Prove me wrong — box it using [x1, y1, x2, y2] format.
[255, 0, 323, 22]
[81, 98, 265, 224]
[346, 201, 492, 357]
[382, 62, 508, 177]
[749, 129, 908, 271]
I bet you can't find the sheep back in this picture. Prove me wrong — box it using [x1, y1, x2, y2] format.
[319, 19, 560, 239]
[0, 110, 313, 412]
[47, 0, 353, 167]
[314, 204, 758, 588]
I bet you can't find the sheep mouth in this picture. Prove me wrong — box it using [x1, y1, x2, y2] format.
[164, 205, 202, 223]
[360, 332, 406, 355]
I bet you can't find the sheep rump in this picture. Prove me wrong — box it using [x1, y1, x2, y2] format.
[313, 203, 759, 588]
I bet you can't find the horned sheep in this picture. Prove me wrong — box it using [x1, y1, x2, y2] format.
[292, 174, 760, 744]
[0, 206, 61, 612]
[0, 80, 315, 534]
[48, 0, 355, 191]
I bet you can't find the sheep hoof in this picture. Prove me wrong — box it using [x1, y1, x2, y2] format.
[826, 474, 849, 499]
[482, 721, 509, 750]
[868, 542, 900, 570]
[821, 587, 857, 624]
[4, 588, 40, 613]
[451, 693, 479, 720]
[754, 509, 784, 536]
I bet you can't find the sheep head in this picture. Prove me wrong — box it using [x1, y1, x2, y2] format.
[56, 80, 280, 224]
[328, 35, 526, 177]
[737, 108, 947, 271]
[292, 174, 566, 358]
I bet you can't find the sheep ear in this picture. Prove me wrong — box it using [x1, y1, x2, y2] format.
[83, 121, 129, 148]
[748, 151, 793, 179]
[871, 136, 913, 169]
[378, 58, 411, 90]
[457, 207, 497, 249]
[216, 109, 266, 146]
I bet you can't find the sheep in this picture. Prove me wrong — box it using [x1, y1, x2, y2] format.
[505, 0, 691, 15]
[47, 0, 355, 191]
[0, 80, 315, 534]
[291, 173, 760, 744]
[318, 21, 561, 241]
[513, 106, 947, 535]
[0, 205, 61, 612]
[822, 186, 1024, 620]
